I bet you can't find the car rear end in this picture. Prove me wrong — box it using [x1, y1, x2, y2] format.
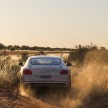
[20, 56, 71, 88]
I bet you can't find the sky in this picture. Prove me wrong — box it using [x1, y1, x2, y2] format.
[0, 0, 108, 48]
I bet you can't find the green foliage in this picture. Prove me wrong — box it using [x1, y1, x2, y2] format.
[0, 43, 73, 51]
[7, 45, 13, 50]
[21, 45, 30, 50]
[13, 45, 20, 50]
[9, 47, 15, 51]
[0, 43, 5, 50]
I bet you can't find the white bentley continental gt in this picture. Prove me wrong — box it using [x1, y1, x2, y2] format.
[19, 56, 72, 88]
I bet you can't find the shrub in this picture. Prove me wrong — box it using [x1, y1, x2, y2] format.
[0, 43, 5, 50]
[21, 52, 29, 62]
[0, 56, 20, 89]
[63, 50, 108, 108]
[9, 47, 15, 51]
[85, 49, 108, 64]
[68, 44, 97, 66]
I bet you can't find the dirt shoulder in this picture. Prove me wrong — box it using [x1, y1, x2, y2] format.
[0, 88, 58, 108]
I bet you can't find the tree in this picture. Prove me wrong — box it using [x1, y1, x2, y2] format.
[7, 45, 13, 50]
[0, 43, 5, 50]
[14, 45, 20, 50]
[30, 46, 38, 50]
[21, 52, 29, 62]
[21, 45, 30, 50]
[9, 47, 15, 51]
[100, 47, 106, 50]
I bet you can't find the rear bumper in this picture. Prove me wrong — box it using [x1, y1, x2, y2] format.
[22, 81, 71, 87]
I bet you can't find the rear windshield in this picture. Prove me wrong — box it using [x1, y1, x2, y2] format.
[30, 57, 61, 65]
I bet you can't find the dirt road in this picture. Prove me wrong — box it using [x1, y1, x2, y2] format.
[1, 87, 108, 108]
[0, 88, 59, 108]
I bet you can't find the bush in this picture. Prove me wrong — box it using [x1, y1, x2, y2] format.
[85, 49, 108, 64]
[9, 47, 15, 51]
[0, 43, 5, 50]
[21, 52, 29, 62]
[63, 50, 108, 108]
[0, 56, 20, 88]
[68, 44, 97, 66]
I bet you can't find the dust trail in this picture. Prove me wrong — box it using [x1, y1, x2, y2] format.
[19, 85, 59, 108]
[62, 63, 108, 108]
[19, 63, 108, 108]
[27, 50, 108, 108]
[60, 50, 108, 108]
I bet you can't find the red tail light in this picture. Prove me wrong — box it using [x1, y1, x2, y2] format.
[23, 70, 32, 75]
[60, 70, 68, 75]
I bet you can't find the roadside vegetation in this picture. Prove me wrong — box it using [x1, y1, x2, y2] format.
[0, 43, 73, 51]
[0, 55, 20, 89]
[0, 44, 108, 108]
[21, 52, 29, 62]
[68, 44, 97, 65]
[63, 44, 108, 108]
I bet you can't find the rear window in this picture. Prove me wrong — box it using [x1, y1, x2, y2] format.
[30, 57, 61, 65]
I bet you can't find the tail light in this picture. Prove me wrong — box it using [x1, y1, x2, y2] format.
[23, 70, 32, 75]
[60, 70, 68, 75]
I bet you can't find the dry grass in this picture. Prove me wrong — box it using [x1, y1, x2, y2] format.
[0, 55, 20, 88]
[0, 50, 108, 108]
[70, 63, 108, 108]
[19, 62, 108, 108]
[16, 50, 108, 108]
[4, 50, 70, 55]
[61, 50, 108, 108]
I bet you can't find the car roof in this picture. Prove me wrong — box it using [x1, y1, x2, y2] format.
[28, 55, 62, 59]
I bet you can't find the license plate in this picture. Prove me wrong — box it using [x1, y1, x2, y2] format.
[41, 75, 51, 79]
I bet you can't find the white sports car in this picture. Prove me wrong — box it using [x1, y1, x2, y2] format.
[19, 56, 72, 88]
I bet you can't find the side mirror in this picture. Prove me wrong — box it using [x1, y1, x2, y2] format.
[19, 62, 23, 66]
[66, 62, 72, 67]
